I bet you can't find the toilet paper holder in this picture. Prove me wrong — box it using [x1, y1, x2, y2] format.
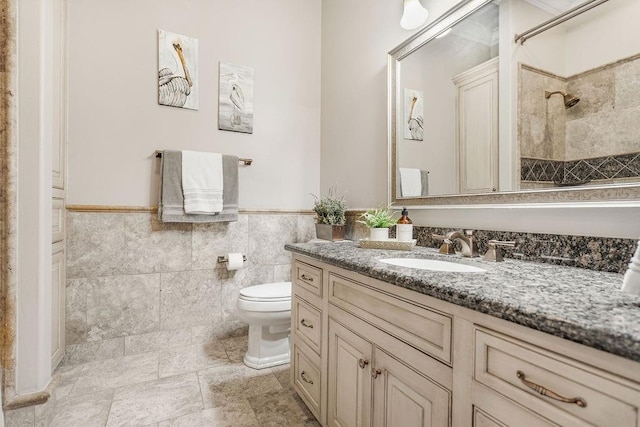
[217, 254, 247, 264]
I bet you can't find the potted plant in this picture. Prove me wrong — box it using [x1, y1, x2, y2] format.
[357, 205, 398, 241]
[312, 187, 347, 241]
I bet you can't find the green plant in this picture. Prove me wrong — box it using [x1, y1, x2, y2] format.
[357, 205, 398, 228]
[311, 187, 347, 225]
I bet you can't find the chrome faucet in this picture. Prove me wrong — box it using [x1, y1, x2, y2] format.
[445, 230, 479, 258]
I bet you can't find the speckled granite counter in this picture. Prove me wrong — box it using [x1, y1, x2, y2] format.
[285, 242, 640, 362]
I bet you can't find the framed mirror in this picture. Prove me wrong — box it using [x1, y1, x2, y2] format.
[389, 0, 640, 206]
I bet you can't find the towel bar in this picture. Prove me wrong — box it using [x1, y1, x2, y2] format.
[155, 151, 253, 166]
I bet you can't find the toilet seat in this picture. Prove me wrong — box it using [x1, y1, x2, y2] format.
[237, 282, 291, 312]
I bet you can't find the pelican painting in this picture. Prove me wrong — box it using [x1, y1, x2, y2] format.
[403, 88, 424, 141]
[219, 62, 254, 134]
[158, 30, 198, 110]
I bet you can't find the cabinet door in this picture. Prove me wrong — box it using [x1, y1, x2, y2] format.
[51, 243, 65, 369]
[372, 348, 450, 427]
[328, 318, 373, 427]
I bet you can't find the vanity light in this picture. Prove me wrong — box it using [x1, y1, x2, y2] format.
[401, 0, 429, 30]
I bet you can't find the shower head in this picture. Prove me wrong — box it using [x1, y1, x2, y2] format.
[544, 90, 580, 108]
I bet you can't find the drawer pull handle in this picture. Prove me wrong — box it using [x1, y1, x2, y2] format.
[300, 319, 314, 329]
[301, 371, 314, 385]
[358, 359, 369, 369]
[301, 274, 314, 283]
[371, 368, 382, 379]
[516, 371, 587, 408]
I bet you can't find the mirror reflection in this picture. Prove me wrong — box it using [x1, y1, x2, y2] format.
[392, 0, 640, 201]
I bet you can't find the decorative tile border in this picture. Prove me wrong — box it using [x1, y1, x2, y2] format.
[522, 152, 640, 185]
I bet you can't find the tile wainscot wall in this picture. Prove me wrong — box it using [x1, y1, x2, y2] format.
[64, 211, 316, 366]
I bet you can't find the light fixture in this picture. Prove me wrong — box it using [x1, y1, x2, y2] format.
[401, 0, 429, 30]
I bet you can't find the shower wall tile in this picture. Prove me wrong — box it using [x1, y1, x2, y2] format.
[159, 269, 221, 330]
[86, 273, 160, 341]
[248, 214, 298, 265]
[192, 216, 249, 270]
[66, 212, 126, 278]
[615, 57, 640, 110]
[124, 214, 192, 274]
[518, 66, 566, 160]
[566, 67, 615, 120]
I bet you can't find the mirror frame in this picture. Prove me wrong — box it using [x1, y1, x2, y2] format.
[388, 0, 640, 206]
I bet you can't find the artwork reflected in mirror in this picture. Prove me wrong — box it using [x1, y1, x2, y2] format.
[394, 0, 499, 198]
[391, 0, 640, 203]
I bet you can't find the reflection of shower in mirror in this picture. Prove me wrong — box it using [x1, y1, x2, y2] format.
[544, 90, 580, 109]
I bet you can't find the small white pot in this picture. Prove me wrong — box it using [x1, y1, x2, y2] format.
[369, 227, 389, 241]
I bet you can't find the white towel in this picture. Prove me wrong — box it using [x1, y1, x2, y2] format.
[399, 168, 422, 197]
[182, 150, 223, 214]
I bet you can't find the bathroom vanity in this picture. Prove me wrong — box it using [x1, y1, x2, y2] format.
[286, 242, 640, 427]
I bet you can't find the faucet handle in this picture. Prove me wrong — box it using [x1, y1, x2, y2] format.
[431, 234, 455, 255]
[484, 240, 516, 262]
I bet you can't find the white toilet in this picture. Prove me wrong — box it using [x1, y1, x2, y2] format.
[236, 281, 292, 369]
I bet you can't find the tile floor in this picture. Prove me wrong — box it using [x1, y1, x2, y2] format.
[49, 336, 321, 426]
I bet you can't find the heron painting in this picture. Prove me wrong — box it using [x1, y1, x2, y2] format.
[219, 62, 254, 134]
[158, 30, 198, 110]
[403, 88, 424, 141]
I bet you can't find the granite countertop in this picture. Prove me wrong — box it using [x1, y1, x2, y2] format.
[285, 242, 640, 362]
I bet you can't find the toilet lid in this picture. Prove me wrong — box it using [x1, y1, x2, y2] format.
[239, 281, 291, 301]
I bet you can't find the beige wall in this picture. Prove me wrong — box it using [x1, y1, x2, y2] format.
[66, 0, 321, 209]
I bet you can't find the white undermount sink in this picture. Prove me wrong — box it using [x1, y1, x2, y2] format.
[379, 258, 487, 273]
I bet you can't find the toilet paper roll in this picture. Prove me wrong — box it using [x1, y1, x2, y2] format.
[227, 253, 245, 271]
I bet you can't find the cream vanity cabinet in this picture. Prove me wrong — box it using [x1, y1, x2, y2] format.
[290, 254, 640, 427]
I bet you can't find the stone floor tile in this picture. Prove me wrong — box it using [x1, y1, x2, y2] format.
[70, 352, 159, 396]
[221, 335, 248, 363]
[247, 388, 319, 426]
[270, 363, 293, 390]
[106, 373, 203, 427]
[197, 363, 283, 409]
[49, 389, 113, 427]
[159, 341, 228, 378]
[157, 399, 260, 427]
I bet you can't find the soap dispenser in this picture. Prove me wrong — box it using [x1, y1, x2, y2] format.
[396, 207, 413, 242]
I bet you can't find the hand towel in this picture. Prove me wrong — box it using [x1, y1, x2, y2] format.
[182, 150, 223, 214]
[420, 169, 429, 196]
[158, 151, 239, 223]
[399, 167, 422, 197]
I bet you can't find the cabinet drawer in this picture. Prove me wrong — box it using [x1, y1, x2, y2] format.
[329, 273, 452, 365]
[472, 386, 561, 427]
[293, 344, 321, 420]
[474, 328, 640, 427]
[294, 296, 322, 355]
[294, 261, 322, 297]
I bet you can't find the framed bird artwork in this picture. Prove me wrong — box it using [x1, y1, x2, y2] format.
[218, 62, 254, 134]
[158, 30, 199, 110]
